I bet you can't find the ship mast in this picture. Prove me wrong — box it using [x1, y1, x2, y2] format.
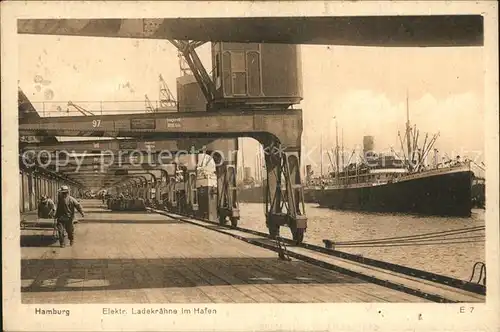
[405, 91, 413, 170]
[320, 133, 323, 177]
[341, 128, 345, 172]
[334, 117, 340, 180]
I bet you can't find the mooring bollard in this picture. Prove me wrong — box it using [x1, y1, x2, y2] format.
[323, 239, 335, 250]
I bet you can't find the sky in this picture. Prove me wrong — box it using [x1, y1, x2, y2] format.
[18, 34, 485, 178]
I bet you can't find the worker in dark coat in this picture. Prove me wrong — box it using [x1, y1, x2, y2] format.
[55, 185, 84, 247]
[38, 195, 55, 219]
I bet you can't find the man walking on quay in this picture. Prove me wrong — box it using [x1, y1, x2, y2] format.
[55, 185, 85, 248]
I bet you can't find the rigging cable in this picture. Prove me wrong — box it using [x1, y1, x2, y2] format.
[334, 239, 484, 248]
[332, 226, 485, 246]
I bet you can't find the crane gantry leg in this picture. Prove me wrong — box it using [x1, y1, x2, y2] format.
[167, 40, 306, 240]
[264, 144, 307, 244]
[186, 166, 199, 217]
[213, 152, 240, 227]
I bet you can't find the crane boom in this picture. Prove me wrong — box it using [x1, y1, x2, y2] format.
[169, 40, 215, 105]
[144, 94, 155, 112]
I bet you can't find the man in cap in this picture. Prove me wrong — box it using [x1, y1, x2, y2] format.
[38, 195, 55, 219]
[55, 185, 85, 247]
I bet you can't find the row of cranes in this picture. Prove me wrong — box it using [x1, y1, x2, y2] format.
[144, 74, 177, 112]
[20, 38, 308, 243]
[54, 74, 177, 115]
[58, 49, 188, 114]
[145, 49, 197, 112]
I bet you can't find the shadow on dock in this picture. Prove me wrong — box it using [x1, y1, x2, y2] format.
[83, 210, 150, 214]
[79, 219, 185, 225]
[21, 257, 365, 293]
[20, 235, 59, 248]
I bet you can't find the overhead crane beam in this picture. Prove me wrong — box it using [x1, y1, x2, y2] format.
[21, 139, 237, 171]
[17, 16, 483, 47]
[70, 179, 114, 185]
[18, 110, 303, 149]
[20, 157, 84, 187]
[64, 173, 119, 178]
[20, 137, 225, 154]
[28, 155, 172, 167]
[52, 161, 175, 171]
[19, 110, 303, 236]
[64, 167, 167, 177]
[29, 154, 205, 169]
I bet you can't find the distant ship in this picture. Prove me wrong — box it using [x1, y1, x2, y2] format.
[304, 186, 320, 203]
[313, 96, 474, 217]
[315, 158, 473, 217]
[238, 185, 320, 204]
[238, 184, 265, 203]
[471, 176, 485, 209]
[238, 184, 321, 204]
[238, 161, 474, 215]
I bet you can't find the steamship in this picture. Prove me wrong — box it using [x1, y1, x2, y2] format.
[315, 156, 473, 217]
[313, 102, 474, 217]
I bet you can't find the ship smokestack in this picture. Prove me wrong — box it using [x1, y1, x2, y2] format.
[363, 136, 375, 155]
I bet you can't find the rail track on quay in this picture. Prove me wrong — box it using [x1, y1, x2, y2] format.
[148, 208, 486, 304]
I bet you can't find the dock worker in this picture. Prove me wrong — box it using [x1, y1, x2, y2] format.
[54, 185, 85, 248]
[38, 195, 56, 219]
[118, 192, 127, 210]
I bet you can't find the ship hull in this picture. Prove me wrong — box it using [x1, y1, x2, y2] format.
[316, 170, 473, 217]
[238, 186, 265, 203]
[304, 187, 319, 203]
[239, 186, 320, 203]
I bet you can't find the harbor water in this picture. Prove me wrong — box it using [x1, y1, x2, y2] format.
[238, 203, 485, 282]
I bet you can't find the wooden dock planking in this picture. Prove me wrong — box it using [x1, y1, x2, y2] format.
[189, 220, 480, 303]
[208, 264, 283, 302]
[291, 246, 484, 303]
[265, 255, 427, 303]
[21, 205, 449, 303]
[255, 259, 375, 303]
[131, 218, 276, 303]
[259, 259, 390, 303]
[161, 215, 417, 302]
[178, 218, 428, 302]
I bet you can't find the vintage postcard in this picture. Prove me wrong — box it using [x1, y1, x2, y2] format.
[1, 1, 499, 331]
